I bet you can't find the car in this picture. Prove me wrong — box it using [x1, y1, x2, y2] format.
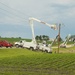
[0, 40, 13, 48]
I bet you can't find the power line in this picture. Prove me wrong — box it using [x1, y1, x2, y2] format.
[0, 1, 32, 22]
[0, 1, 31, 18]
[0, 7, 28, 22]
[0, 1, 51, 22]
[0, 1, 57, 24]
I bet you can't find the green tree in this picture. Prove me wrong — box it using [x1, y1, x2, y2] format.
[35, 35, 49, 41]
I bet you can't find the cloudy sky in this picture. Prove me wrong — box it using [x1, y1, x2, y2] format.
[0, 0, 75, 39]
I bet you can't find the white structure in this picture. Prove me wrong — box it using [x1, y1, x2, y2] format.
[23, 17, 57, 52]
[60, 34, 71, 48]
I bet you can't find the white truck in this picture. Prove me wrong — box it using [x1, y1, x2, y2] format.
[23, 17, 57, 52]
[38, 42, 52, 53]
[14, 40, 26, 48]
[14, 40, 38, 50]
[15, 17, 57, 52]
[38, 35, 58, 53]
[22, 40, 39, 50]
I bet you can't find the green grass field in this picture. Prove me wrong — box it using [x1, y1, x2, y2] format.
[0, 37, 75, 75]
[0, 48, 75, 75]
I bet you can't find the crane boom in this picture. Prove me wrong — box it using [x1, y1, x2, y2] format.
[60, 34, 71, 48]
[29, 17, 57, 43]
[29, 17, 57, 30]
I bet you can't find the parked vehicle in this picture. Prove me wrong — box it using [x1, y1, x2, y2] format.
[38, 43, 52, 53]
[28, 17, 57, 52]
[14, 40, 26, 48]
[14, 40, 38, 50]
[0, 40, 13, 48]
[22, 40, 38, 50]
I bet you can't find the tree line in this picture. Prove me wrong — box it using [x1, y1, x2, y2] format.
[35, 35, 49, 41]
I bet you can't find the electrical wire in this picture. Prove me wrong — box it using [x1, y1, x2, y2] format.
[0, 1, 55, 23]
[0, 12, 28, 25]
[0, 1, 31, 18]
[0, 7, 28, 21]
[0, 1, 53, 22]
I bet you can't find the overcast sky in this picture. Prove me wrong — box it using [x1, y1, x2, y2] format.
[0, 0, 75, 39]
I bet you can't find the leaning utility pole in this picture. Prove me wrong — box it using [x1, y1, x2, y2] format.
[58, 24, 61, 53]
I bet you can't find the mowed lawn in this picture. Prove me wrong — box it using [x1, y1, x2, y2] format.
[0, 48, 75, 75]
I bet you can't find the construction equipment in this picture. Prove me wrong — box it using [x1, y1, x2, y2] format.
[60, 34, 71, 48]
[22, 17, 57, 52]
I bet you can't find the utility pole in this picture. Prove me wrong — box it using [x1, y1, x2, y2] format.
[58, 24, 61, 53]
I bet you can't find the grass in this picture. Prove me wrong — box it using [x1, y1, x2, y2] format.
[53, 46, 75, 53]
[0, 37, 75, 75]
[0, 48, 75, 75]
[0, 37, 32, 44]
